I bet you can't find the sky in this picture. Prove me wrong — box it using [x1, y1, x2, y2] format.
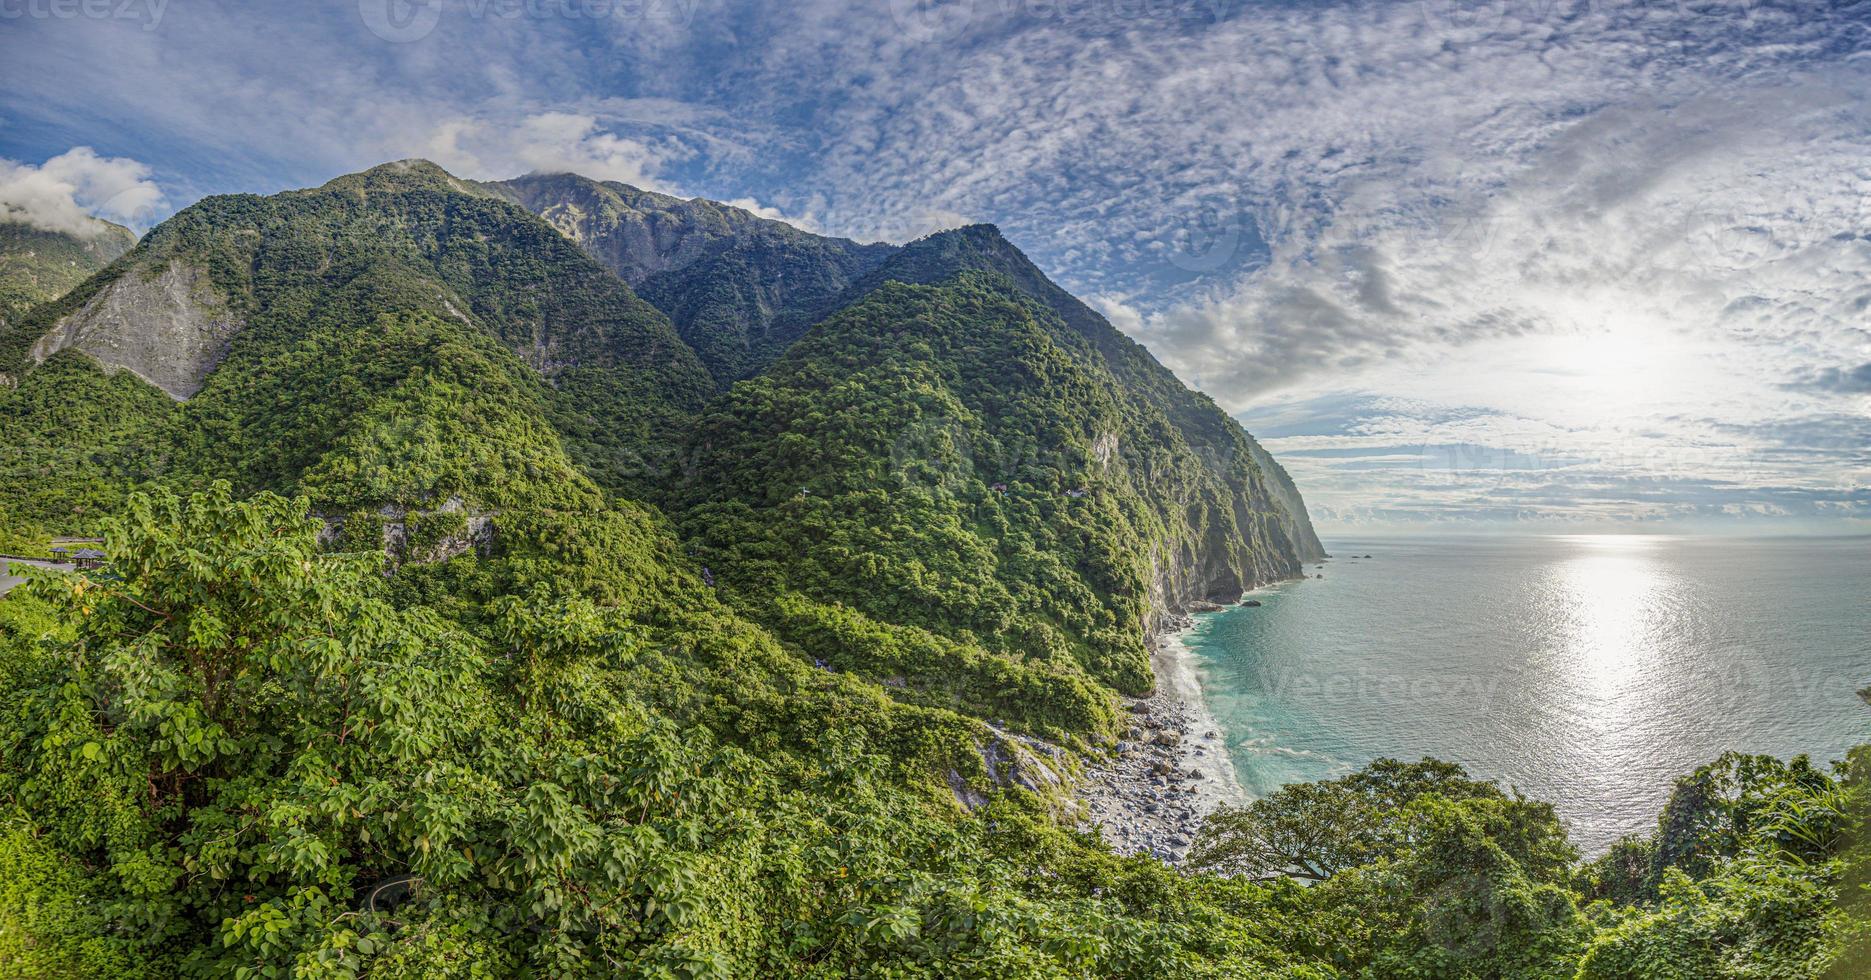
[1, 0, 1867, 529]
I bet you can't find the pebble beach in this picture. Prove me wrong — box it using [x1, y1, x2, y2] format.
[1075, 611, 1248, 864]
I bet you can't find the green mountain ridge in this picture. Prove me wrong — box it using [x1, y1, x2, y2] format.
[490, 176, 1325, 626]
[486, 171, 896, 382]
[0, 160, 714, 528]
[0, 160, 1321, 731]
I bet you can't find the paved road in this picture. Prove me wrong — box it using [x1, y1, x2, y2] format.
[0, 557, 73, 597]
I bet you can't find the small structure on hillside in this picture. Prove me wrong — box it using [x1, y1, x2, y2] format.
[50, 547, 107, 570]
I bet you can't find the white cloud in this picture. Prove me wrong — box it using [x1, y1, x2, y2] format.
[721, 197, 824, 233]
[4, 0, 1864, 523]
[1191, 73, 1871, 525]
[0, 146, 164, 235]
[419, 111, 690, 190]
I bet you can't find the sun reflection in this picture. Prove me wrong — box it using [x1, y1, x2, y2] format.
[1548, 536, 1668, 697]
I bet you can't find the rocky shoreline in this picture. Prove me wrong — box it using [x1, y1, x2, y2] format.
[1074, 609, 1249, 864]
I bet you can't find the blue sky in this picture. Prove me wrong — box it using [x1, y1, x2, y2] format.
[2, 0, 1867, 528]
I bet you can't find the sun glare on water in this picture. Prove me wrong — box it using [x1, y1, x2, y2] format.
[1544, 535, 1679, 709]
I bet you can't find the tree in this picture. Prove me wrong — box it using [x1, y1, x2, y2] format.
[1188, 758, 1574, 883]
[1652, 752, 1834, 885]
[1337, 796, 1591, 979]
[0, 483, 485, 973]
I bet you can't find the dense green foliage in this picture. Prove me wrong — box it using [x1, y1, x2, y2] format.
[824, 224, 1325, 566]
[1183, 751, 1871, 979]
[676, 268, 1330, 739]
[0, 485, 1339, 978]
[0, 162, 1323, 744]
[0, 160, 1863, 977]
[1190, 759, 1577, 882]
[1, 492, 1863, 976]
[491, 183, 1322, 583]
[683, 276, 1157, 719]
[0, 351, 175, 531]
[0, 161, 712, 525]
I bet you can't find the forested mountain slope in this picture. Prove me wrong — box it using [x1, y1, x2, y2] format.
[494, 179, 1324, 601]
[677, 268, 1307, 739]
[0, 158, 1319, 734]
[487, 172, 895, 382]
[0, 217, 135, 326]
[495, 176, 1325, 570]
[0, 160, 713, 532]
[838, 224, 1326, 568]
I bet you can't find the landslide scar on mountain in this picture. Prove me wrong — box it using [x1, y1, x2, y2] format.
[28, 259, 241, 399]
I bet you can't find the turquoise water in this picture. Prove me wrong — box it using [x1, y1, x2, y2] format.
[1185, 533, 1871, 853]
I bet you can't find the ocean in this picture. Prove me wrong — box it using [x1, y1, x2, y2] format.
[1182, 533, 1871, 854]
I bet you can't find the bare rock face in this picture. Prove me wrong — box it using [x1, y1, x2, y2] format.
[490, 175, 722, 287]
[946, 728, 1068, 810]
[1093, 430, 1119, 473]
[30, 260, 241, 399]
[317, 499, 496, 565]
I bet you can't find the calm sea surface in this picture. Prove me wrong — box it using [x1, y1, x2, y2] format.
[1184, 533, 1871, 853]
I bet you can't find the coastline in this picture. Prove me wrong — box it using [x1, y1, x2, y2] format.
[1075, 607, 1250, 863]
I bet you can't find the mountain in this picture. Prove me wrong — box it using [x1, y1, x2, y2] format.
[827, 223, 1327, 571]
[0, 159, 1322, 714]
[1, 159, 1860, 979]
[0, 160, 715, 530]
[0, 159, 1320, 734]
[486, 172, 894, 382]
[493, 177, 1323, 569]
[675, 254, 1319, 735]
[484, 178, 1324, 733]
[0, 217, 136, 325]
